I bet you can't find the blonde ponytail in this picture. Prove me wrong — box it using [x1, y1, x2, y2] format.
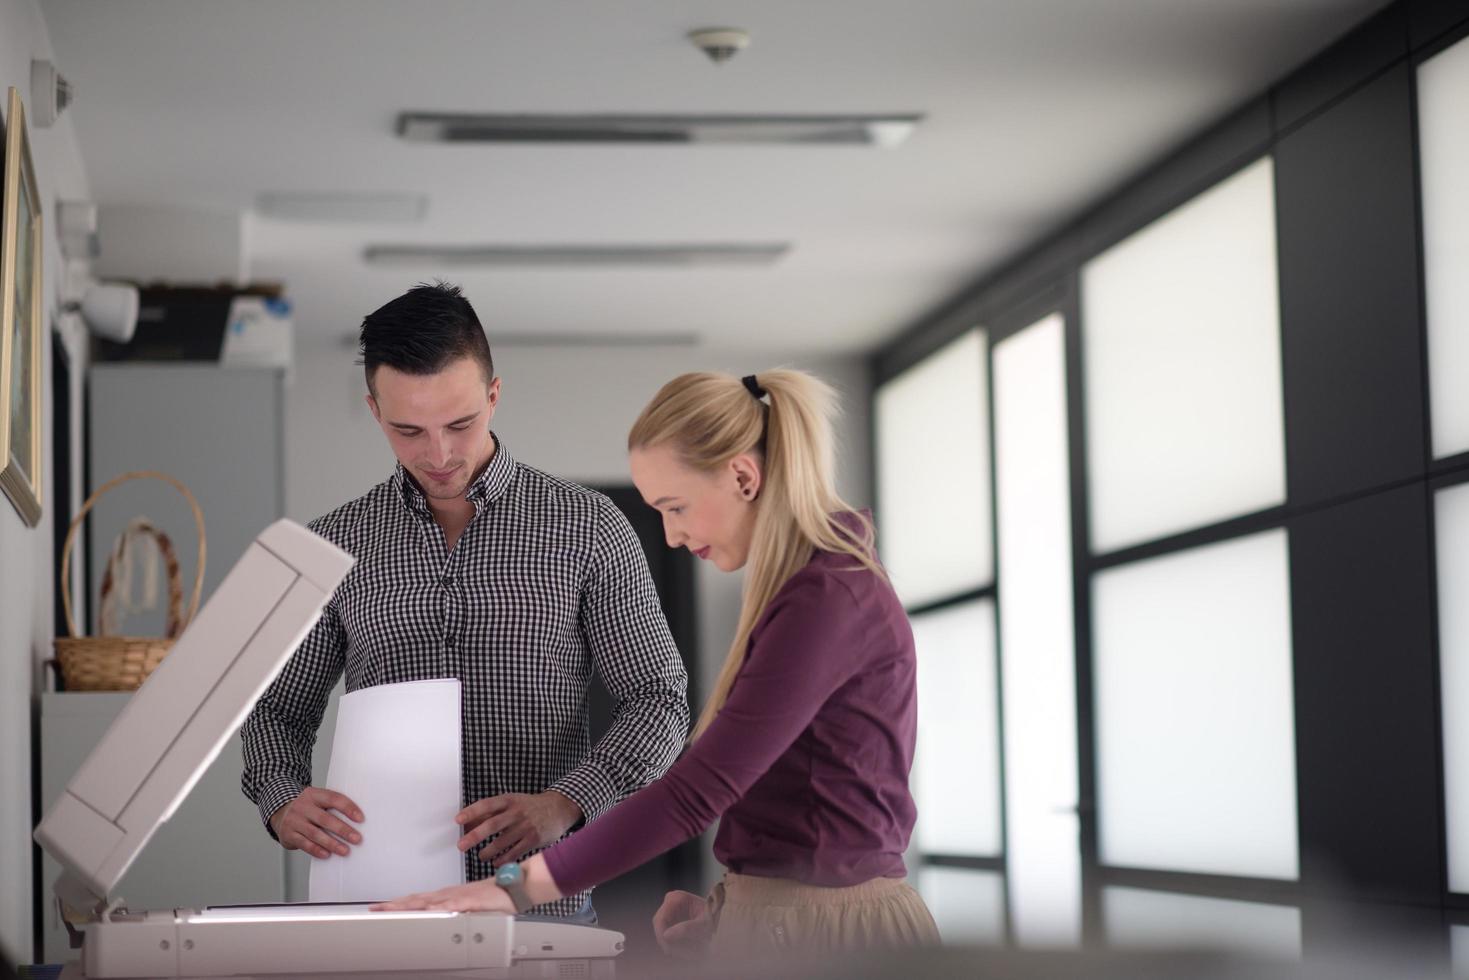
[628, 369, 883, 738]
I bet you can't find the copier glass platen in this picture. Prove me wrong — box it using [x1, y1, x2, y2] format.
[34, 519, 625, 978]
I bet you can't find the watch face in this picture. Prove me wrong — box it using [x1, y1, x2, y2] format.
[496, 864, 519, 886]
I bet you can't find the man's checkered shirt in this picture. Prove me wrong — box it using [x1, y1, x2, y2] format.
[241, 437, 691, 916]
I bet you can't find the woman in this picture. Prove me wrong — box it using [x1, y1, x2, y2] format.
[376, 370, 939, 957]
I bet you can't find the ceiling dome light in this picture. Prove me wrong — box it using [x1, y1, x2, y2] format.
[688, 27, 750, 64]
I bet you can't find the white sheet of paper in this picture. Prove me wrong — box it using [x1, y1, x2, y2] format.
[308, 678, 464, 902]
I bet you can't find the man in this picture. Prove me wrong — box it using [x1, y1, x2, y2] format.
[241, 282, 690, 920]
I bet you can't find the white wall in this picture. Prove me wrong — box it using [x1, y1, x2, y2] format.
[93, 204, 249, 285]
[285, 340, 874, 703]
[0, 0, 92, 965]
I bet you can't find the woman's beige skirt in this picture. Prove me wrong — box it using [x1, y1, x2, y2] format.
[706, 871, 941, 958]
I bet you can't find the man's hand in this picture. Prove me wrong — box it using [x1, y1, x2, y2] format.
[652, 890, 714, 959]
[457, 791, 581, 864]
[269, 787, 364, 860]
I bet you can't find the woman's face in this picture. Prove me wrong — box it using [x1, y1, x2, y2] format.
[630, 444, 761, 572]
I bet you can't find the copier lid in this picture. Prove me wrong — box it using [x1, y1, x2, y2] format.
[34, 519, 354, 905]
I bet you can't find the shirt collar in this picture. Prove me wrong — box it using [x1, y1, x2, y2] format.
[393, 432, 516, 516]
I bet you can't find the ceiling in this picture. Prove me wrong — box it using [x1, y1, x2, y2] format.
[42, 0, 1389, 356]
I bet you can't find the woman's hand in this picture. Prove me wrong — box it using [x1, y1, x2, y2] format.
[371, 853, 565, 914]
[652, 889, 714, 959]
[370, 879, 514, 913]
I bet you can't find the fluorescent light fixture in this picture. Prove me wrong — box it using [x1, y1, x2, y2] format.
[363, 243, 790, 267]
[396, 113, 922, 147]
[257, 192, 427, 223]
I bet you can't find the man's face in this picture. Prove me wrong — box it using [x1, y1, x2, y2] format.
[367, 356, 499, 502]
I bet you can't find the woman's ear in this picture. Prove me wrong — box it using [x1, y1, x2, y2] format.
[730, 453, 763, 502]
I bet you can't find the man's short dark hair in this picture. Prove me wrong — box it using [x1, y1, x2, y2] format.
[359, 281, 494, 394]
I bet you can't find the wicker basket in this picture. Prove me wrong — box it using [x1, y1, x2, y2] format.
[54, 471, 206, 691]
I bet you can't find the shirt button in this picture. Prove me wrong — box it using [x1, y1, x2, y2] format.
[440, 575, 454, 587]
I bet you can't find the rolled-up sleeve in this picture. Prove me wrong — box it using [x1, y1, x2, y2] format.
[550, 497, 690, 823]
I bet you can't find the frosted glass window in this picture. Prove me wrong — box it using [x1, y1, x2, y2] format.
[1453, 924, 1468, 980]
[876, 329, 992, 607]
[1438, 483, 1469, 893]
[1103, 887, 1301, 959]
[915, 868, 1006, 946]
[994, 313, 1081, 945]
[911, 600, 1002, 856]
[1094, 529, 1299, 879]
[1420, 35, 1469, 458]
[1082, 158, 1286, 552]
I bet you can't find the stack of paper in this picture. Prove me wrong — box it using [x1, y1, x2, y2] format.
[308, 678, 464, 902]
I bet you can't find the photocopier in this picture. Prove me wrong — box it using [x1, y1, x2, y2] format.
[33, 519, 625, 979]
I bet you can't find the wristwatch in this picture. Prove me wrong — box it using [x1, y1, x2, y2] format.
[494, 861, 534, 914]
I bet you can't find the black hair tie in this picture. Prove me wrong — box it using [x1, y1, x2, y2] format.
[742, 374, 767, 400]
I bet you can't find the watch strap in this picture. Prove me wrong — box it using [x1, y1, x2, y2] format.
[495, 862, 534, 914]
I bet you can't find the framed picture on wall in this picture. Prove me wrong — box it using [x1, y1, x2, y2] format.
[1, 86, 43, 527]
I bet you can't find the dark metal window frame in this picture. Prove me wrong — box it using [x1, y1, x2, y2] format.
[872, 0, 1469, 949]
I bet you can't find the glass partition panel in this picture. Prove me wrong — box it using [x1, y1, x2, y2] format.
[1082, 158, 1286, 552]
[1438, 482, 1469, 893]
[1103, 886, 1301, 959]
[1419, 34, 1469, 458]
[1094, 529, 1299, 879]
[875, 329, 992, 607]
[915, 867, 1006, 946]
[911, 599, 1002, 857]
[994, 312, 1080, 944]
